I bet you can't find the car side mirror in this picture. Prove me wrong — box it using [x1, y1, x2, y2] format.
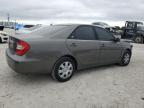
[114, 37, 120, 42]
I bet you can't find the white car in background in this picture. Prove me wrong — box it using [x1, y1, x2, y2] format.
[0, 31, 9, 43]
[0, 27, 15, 43]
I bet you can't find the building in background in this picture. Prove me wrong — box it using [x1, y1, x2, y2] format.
[0, 21, 17, 29]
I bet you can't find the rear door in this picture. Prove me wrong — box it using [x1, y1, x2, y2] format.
[66, 25, 101, 68]
[94, 27, 122, 65]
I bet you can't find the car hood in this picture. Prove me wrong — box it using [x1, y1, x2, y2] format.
[121, 39, 133, 43]
[137, 30, 144, 34]
[0, 31, 9, 35]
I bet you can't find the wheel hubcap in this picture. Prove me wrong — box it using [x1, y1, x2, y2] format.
[58, 61, 73, 79]
[123, 53, 130, 64]
[135, 37, 141, 43]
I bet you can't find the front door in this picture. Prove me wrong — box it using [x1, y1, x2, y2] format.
[94, 27, 122, 64]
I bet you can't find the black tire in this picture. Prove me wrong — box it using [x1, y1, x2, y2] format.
[51, 57, 76, 82]
[119, 50, 131, 66]
[134, 36, 143, 44]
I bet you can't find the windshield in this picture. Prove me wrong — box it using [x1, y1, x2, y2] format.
[137, 22, 143, 26]
[28, 26, 42, 31]
[137, 25, 144, 31]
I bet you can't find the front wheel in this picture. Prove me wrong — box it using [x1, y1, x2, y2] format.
[119, 50, 131, 66]
[51, 57, 76, 82]
[134, 36, 143, 44]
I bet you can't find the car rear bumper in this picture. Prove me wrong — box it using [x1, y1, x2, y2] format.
[6, 49, 53, 74]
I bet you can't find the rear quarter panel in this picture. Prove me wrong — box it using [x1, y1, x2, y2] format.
[25, 38, 72, 73]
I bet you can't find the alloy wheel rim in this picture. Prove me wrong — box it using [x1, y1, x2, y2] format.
[123, 53, 130, 64]
[58, 61, 73, 79]
[135, 37, 141, 43]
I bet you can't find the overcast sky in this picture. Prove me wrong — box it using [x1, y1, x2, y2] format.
[0, 0, 144, 26]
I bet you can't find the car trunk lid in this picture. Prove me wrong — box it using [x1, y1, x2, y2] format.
[9, 36, 18, 54]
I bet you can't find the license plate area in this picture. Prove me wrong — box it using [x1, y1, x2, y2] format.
[9, 37, 18, 54]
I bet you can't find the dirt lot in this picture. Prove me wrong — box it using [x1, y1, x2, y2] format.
[0, 43, 144, 108]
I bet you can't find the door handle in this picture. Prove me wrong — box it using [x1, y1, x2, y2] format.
[70, 43, 77, 47]
[101, 44, 105, 47]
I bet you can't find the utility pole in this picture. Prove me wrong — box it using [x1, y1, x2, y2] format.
[7, 13, 10, 22]
[15, 20, 17, 33]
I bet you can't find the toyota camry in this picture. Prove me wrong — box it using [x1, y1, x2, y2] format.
[6, 24, 133, 82]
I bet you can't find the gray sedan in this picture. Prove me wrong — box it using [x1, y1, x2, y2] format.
[6, 24, 133, 82]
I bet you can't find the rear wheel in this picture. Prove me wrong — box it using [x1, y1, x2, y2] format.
[51, 57, 76, 82]
[119, 50, 131, 66]
[134, 36, 143, 44]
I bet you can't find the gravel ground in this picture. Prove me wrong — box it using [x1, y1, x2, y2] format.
[0, 43, 144, 108]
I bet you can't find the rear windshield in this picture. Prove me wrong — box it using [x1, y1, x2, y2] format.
[28, 26, 41, 31]
[32, 25, 68, 36]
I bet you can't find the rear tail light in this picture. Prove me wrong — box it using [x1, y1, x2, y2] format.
[16, 40, 30, 56]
